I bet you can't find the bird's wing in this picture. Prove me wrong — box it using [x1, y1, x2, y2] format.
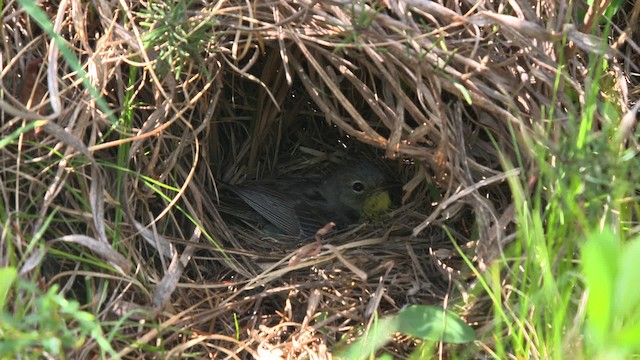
[232, 185, 303, 237]
[293, 187, 343, 236]
[293, 204, 338, 237]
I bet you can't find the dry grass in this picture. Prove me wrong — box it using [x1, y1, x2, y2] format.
[1, 0, 638, 358]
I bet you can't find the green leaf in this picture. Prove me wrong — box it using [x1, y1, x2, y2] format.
[335, 306, 475, 359]
[615, 236, 640, 322]
[453, 83, 472, 105]
[604, 0, 624, 19]
[335, 316, 399, 360]
[615, 321, 640, 350]
[396, 305, 476, 343]
[581, 228, 619, 345]
[0, 267, 17, 310]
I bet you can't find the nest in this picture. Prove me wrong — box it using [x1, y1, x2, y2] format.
[2, 0, 637, 358]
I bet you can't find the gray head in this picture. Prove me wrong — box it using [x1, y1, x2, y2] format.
[320, 160, 387, 215]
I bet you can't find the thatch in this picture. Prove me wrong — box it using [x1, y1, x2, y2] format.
[1, 0, 637, 357]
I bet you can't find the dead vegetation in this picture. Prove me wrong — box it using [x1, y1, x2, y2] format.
[1, 0, 638, 358]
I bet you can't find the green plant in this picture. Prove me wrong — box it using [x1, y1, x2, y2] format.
[335, 305, 476, 359]
[581, 228, 640, 359]
[0, 267, 116, 359]
[139, 0, 215, 80]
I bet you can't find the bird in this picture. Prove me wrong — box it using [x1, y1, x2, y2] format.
[226, 160, 391, 239]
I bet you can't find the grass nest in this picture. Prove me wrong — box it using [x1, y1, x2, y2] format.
[1, 0, 638, 358]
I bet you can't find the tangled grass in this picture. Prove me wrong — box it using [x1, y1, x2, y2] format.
[1, 0, 638, 358]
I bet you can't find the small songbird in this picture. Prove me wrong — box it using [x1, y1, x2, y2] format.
[227, 160, 391, 238]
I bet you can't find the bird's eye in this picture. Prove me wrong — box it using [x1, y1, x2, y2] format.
[352, 181, 365, 193]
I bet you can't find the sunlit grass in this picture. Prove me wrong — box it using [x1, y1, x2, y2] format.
[479, 21, 639, 357]
[1, 0, 637, 358]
